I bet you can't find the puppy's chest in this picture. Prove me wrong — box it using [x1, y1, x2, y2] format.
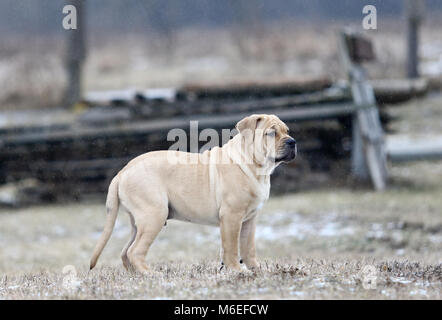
[243, 198, 266, 221]
[244, 180, 270, 218]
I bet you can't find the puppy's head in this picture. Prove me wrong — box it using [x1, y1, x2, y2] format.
[235, 114, 297, 166]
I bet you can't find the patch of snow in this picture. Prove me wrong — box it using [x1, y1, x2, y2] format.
[113, 220, 130, 239]
[318, 221, 354, 237]
[421, 58, 442, 76]
[256, 211, 355, 241]
[421, 42, 442, 76]
[410, 289, 428, 297]
[311, 278, 326, 289]
[291, 291, 305, 297]
[390, 277, 413, 284]
[38, 235, 50, 244]
[185, 56, 228, 73]
[428, 234, 442, 245]
[7, 285, 20, 290]
[52, 225, 66, 236]
[381, 289, 396, 298]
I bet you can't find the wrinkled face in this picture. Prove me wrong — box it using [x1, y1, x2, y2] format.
[236, 114, 297, 166]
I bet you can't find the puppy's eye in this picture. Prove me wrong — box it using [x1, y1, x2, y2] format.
[266, 131, 275, 137]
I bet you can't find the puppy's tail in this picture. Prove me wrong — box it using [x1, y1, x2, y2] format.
[90, 175, 120, 270]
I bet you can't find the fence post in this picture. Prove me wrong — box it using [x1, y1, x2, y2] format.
[63, 0, 86, 108]
[405, 0, 425, 79]
[339, 31, 388, 191]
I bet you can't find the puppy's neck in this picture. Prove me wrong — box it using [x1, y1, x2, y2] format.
[225, 134, 276, 177]
[223, 134, 271, 200]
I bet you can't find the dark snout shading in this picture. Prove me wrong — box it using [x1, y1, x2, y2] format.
[276, 137, 297, 162]
[285, 138, 296, 148]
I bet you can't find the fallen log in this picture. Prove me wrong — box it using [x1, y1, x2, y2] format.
[81, 78, 429, 109]
[178, 76, 333, 100]
[84, 88, 177, 106]
[1, 103, 356, 147]
[79, 87, 352, 125]
[387, 135, 442, 162]
[371, 78, 428, 104]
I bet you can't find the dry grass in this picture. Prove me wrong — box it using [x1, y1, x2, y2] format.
[1, 260, 440, 300]
[1, 94, 442, 299]
[0, 157, 441, 299]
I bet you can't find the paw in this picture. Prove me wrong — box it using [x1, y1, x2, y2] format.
[244, 259, 259, 271]
[219, 261, 242, 272]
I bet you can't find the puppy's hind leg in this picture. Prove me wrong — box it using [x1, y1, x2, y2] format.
[127, 207, 167, 274]
[121, 210, 137, 271]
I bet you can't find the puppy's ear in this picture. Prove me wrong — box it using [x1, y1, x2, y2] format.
[236, 114, 262, 133]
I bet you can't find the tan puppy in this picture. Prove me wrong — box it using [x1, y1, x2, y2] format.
[90, 114, 297, 273]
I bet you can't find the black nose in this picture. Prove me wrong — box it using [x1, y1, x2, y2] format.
[286, 138, 296, 147]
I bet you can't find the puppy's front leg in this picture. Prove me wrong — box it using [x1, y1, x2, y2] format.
[220, 211, 243, 271]
[240, 216, 259, 270]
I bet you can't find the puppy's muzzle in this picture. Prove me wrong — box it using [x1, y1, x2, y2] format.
[285, 138, 297, 160]
[286, 138, 296, 148]
[275, 138, 297, 162]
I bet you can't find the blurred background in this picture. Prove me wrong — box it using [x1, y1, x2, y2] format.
[0, 0, 441, 299]
[0, 0, 441, 109]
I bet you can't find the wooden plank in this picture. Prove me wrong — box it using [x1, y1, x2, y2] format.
[84, 88, 178, 105]
[371, 78, 428, 104]
[30, 158, 131, 172]
[345, 34, 375, 62]
[388, 148, 442, 162]
[78, 87, 351, 125]
[352, 77, 387, 190]
[179, 77, 333, 100]
[387, 135, 442, 162]
[0, 124, 71, 136]
[81, 79, 426, 114]
[339, 30, 388, 190]
[82, 78, 333, 106]
[82, 79, 425, 110]
[0, 103, 356, 146]
[84, 89, 139, 105]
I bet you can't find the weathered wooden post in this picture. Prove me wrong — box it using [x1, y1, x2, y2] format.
[63, 0, 86, 108]
[339, 31, 388, 191]
[405, 0, 425, 78]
